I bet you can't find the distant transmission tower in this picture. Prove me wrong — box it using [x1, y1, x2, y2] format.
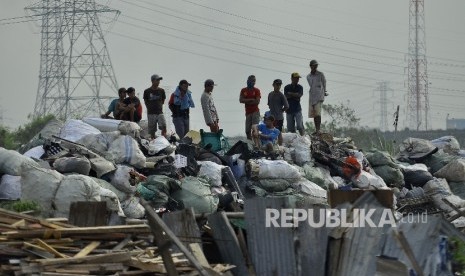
[406, 0, 430, 130]
[375, 82, 392, 132]
[26, 0, 120, 120]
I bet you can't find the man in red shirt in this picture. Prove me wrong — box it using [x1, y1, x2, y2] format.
[239, 75, 261, 139]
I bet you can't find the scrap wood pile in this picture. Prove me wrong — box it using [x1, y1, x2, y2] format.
[0, 207, 234, 275]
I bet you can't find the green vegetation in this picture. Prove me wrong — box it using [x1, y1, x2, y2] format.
[450, 237, 465, 274]
[0, 114, 55, 150]
[0, 200, 41, 213]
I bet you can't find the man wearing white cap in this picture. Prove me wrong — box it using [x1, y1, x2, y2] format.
[306, 60, 327, 134]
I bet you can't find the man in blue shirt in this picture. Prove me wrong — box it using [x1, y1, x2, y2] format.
[284, 72, 304, 135]
[101, 87, 126, 119]
[251, 114, 281, 154]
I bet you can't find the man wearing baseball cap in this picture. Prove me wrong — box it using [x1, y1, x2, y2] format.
[168, 79, 195, 138]
[306, 60, 327, 134]
[201, 79, 220, 132]
[143, 74, 167, 138]
[267, 79, 289, 132]
[284, 72, 304, 135]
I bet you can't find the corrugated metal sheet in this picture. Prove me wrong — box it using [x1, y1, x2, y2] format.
[245, 197, 296, 276]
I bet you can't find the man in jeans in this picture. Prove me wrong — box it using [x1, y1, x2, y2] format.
[284, 72, 304, 135]
[239, 75, 261, 139]
[168, 79, 195, 138]
[143, 74, 166, 138]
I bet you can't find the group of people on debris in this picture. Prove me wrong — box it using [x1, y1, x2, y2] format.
[102, 59, 327, 154]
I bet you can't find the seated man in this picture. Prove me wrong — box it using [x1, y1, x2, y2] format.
[101, 87, 126, 119]
[120, 87, 141, 122]
[251, 114, 282, 154]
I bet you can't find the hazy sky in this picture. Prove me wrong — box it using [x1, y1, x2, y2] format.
[1, 0, 465, 136]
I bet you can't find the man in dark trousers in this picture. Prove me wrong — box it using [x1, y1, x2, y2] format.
[267, 79, 289, 132]
[168, 79, 195, 138]
[121, 87, 141, 122]
[284, 72, 304, 135]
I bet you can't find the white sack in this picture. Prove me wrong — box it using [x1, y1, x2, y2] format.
[77, 131, 121, 156]
[292, 135, 312, 165]
[118, 121, 141, 138]
[0, 175, 21, 200]
[431, 136, 460, 155]
[110, 165, 137, 194]
[121, 196, 145, 219]
[98, 186, 125, 217]
[198, 161, 226, 187]
[0, 148, 38, 176]
[292, 178, 327, 199]
[53, 175, 101, 218]
[83, 117, 121, 132]
[23, 146, 45, 159]
[434, 159, 465, 182]
[248, 159, 301, 180]
[148, 136, 171, 155]
[106, 136, 146, 168]
[21, 164, 64, 217]
[53, 156, 91, 175]
[58, 119, 101, 142]
[281, 133, 300, 147]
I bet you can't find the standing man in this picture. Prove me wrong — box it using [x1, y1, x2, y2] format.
[306, 60, 327, 134]
[239, 75, 261, 139]
[284, 72, 304, 135]
[143, 74, 167, 138]
[168, 79, 195, 138]
[201, 79, 219, 133]
[267, 79, 289, 132]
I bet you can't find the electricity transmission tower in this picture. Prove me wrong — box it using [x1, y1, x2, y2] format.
[375, 82, 392, 132]
[406, 0, 430, 130]
[26, 0, 120, 120]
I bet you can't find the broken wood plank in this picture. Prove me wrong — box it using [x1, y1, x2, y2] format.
[141, 198, 210, 276]
[35, 251, 132, 266]
[208, 211, 249, 276]
[35, 239, 69, 258]
[4, 224, 150, 239]
[188, 243, 209, 268]
[73, 241, 100, 258]
[393, 229, 425, 276]
[163, 209, 202, 251]
[112, 235, 132, 250]
[69, 201, 108, 227]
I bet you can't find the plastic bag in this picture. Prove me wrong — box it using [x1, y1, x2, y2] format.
[59, 119, 101, 142]
[0, 175, 21, 200]
[0, 148, 38, 176]
[197, 161, 226, 187]
[105, 136, 146, 168]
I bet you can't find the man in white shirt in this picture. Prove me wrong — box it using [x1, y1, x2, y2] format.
[306, 59, 328, 134]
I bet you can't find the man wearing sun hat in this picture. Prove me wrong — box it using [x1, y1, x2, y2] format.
[284, 72, 304, 135]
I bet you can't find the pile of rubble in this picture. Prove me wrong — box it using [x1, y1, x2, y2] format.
[1, 117, 465, 275]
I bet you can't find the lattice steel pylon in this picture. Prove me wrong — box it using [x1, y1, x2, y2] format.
[26, 0, 120, 120]
[406, 0, 430, 130]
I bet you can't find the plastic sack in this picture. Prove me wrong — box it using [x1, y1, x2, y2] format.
[121, 196, 145, 219]
[281, 133, 300, 147]
[53, 156, 91, 175]
[372, 164, 404, 188]
[58, 119, 101, 142]
[21, 165, 64, 218]
[171, 176, 219, 214]
[91, 177, 127, 202]
[197, 161, 226, 187]
[0, 148, 38, 176]
[434, 159, 465, 182]
[23, 146, 45, 159]
[247, 159, 301, 180]
[77, 131, 121, 156]
[226, 154, 245, 179]
[83, 117, 121, 132]
[148, 136, 171, 155]
[98, 186, 125, 217]
[431, 136, 460, 155]
[366, 150, 397, 167]
[353, 170, 388, 190]
[110, 165, 137, 194]
[105, 136, 146, 168]
[292, 135, 312, 166]
[53, 175, 101, 218]
[0, 175, 21, 200]
[292, 178, 327, 199]
[118, 121, 141, 138]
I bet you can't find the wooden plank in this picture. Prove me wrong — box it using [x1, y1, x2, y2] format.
[4, 224, 150, 239]
[69, 201, 108, 227]
[112, 235, 132, 250]
[140, 198, 210, 276]
[188, 243, 209, 267]
[35, 252, 132, 266]
[208, 212, 249, 276]
[11, 219, 26, 228]
[35, 239, 69, 258]
[73, 241, 101, 258]
[163, 209, 202, 251]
